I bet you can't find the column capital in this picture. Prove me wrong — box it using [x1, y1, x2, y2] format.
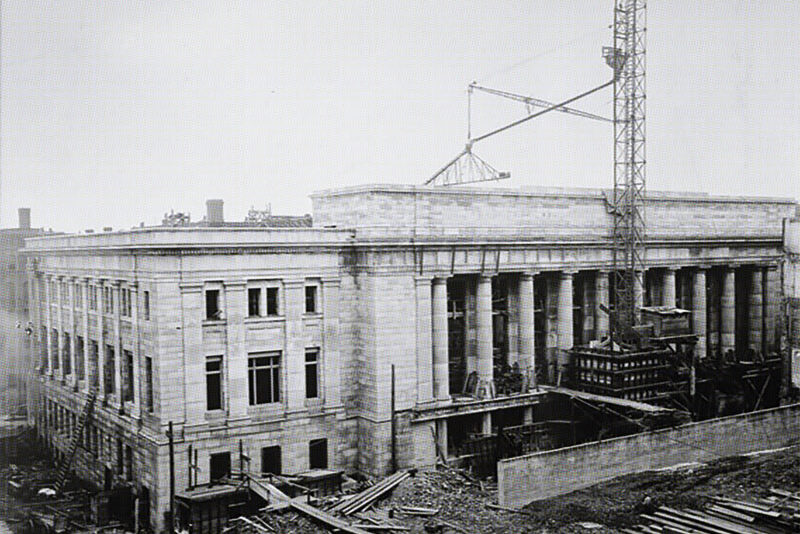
[663, 266, 679, 272]
[432, 276, 449, 286]
[415, 274, 434, 285]
[560, 269, 578, 278]
[478, 273, 493, 282]
[320, 276, 341, 286]
[765, 263, 779, 271]
[520, 271, 538, 281]
[695, 264, 711, 271]
[224, 280, 247, 290]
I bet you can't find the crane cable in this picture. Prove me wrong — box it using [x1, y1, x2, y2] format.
[469, 78, 614, 145]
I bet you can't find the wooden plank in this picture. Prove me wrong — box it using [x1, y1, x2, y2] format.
[289, 500, 374, 534]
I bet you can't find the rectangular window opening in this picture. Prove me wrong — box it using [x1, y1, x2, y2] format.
[248, 287, 262, 317]
[209, 452, 231, 483]
[309, 438, 328, 469]
[248, 352, 281, 405]
[206, 356, 223, 411]
[305, 285, 317, 314]
[206, 289, 221, 320]
[143, 290, 150, 320]
[123, 350, 134, 402]
[145, 356, 154, 412]
[266, 287, 279, 316]
[261, 446, 281, 476]
[305, 348, 319, 399]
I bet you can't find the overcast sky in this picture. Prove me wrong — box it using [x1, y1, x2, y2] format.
[1, 1, 798, 232]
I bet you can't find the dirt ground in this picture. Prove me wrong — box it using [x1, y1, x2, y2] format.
[260, 445, 800, 534]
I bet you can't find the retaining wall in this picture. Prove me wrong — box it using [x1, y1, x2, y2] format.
[498, 403, 800, 508]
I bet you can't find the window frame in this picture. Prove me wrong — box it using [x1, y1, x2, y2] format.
[261, 445, 282, 476]
[248, 352, 281, 405]
[305, 348, 320, 399]
[309, 438, 328, 469]
[204, 284, 223, 321]
[304, 283, 319, 314]
[205, 355, 223, 411]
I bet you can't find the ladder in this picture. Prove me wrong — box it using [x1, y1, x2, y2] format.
[54, 389, 98, 494]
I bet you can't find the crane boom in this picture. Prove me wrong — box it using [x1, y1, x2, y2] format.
[469, 83, 612, 123]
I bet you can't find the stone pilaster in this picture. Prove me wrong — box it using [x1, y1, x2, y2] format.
[633, 270, 645, 320]
[224, 281, 247, 418]
[415, 276, 434, 404]
[97, 280, 106, 399]
[432, 277, 450, 401]
[720, 267, 736, 355]
[556, 271, 575, 381]
[284, 279, 306, 413]
[45, 275, 53, 376]
[595, 270, 610, 340]
[68, 279, 77, 387]
[112, 281, 123, 406]
[476, 275, 494, 399]
[321, 277, 342, 409]
[130, 283, 140, 415]
[518, 273, 535, 390]
[692, 267, 707, 359]
[82, 279, 90, 392]
[663, 268, 677, 308]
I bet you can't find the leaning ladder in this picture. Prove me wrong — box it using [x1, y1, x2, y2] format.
[54, 389, 98, 494]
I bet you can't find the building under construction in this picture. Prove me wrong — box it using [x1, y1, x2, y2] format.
[17, 187, 798, 532]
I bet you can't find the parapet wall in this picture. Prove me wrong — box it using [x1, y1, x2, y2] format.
[311, 185, 796, 241]
[498, 403, 800, 509]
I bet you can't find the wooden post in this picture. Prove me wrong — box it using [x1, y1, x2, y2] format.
[187, 444, 193, 490]
[391, 364, 397, 473]
[168, 421, 175, 534]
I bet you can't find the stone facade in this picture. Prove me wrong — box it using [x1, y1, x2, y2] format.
[22, 185, 797, 532]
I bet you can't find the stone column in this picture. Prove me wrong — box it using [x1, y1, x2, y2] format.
[749, 267, 764, 355]
[692, 267, 707, 359]
[663, 268, 677, 308]
[633, 270, 645, 318]
[435, 419, 448, 461]
[595, 270, 610, 340]
[415, 276, 434, 404]
[720, 267, 736, 355]
[518, 273, 535, 390]
[432, 277, 450, 401]
[476, 275, 494, 399]
[556, 271, 575, 382]
[82, 279, 90, 393]
[764, 265, 778, 353]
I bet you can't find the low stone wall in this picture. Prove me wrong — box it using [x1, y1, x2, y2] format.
[498, 403, 800, 508]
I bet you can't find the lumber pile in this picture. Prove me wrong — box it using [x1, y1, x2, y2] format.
[330, 470, 415, 516]
[625, 488, 800, 534]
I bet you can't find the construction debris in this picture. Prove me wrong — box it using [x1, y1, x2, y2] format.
[627, 491, 800, 534]
[331, 470, 415, 516]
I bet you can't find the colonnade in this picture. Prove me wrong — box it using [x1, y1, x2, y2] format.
[421, 262, 779, 406]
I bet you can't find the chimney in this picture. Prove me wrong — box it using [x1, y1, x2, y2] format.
[18, 208, 31, 230]
[206, 199, 224, 224]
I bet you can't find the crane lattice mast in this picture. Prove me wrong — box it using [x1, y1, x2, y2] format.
[604, 0, 646, 341]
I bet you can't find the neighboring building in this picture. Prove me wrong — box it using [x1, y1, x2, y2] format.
[23, 186, 797, 532]
[784, 210, 800, 388]
[0, 208, 50, 416]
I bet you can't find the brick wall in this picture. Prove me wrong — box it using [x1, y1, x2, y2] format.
[498, 403, 800, 509]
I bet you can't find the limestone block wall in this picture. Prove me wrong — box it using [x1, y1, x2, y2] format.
[311, 185, 796, 241]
